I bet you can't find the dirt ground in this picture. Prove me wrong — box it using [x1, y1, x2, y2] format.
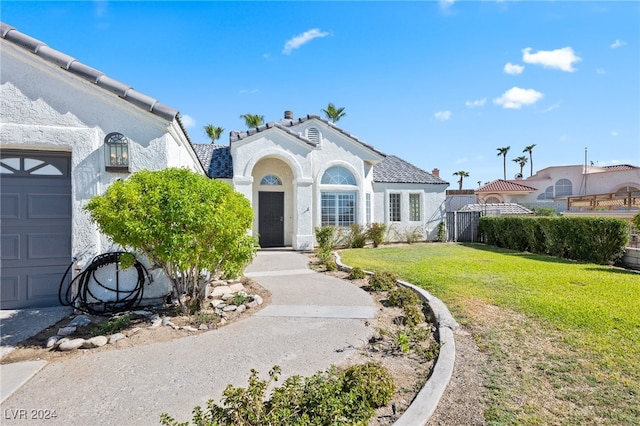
[1, 258, 487, 425]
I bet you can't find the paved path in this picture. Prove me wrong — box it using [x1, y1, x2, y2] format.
[0, 251, 377, 425]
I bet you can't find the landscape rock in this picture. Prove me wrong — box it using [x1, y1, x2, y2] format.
[149, 318, 162, 329]
[210, 285, 231, 298]
[68, 315, 92, 327]
[253, 295, 263, 305]
[223, 305, 237, 312]
[82, 336, 108, 349]
[236, 305, 246, 313]
[228, 283, 245, 293]
[59, 338, 85, 351]
[132, 310, 154, 318]
[245, 301, 258, 309]
[46, 336, 61, 348]
[108, 333, 125, 344]
[210, 299, 224, 308]
[181, 326, 198, 332]
[161, 317, 173, 326]
[198, 324, 209, 330]
[221, 293, 235, 301]
[58, 326, 77, 336]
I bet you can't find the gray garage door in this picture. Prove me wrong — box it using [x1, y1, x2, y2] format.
[1, 150, 72, 309]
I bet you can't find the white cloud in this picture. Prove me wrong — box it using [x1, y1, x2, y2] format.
[282, 28, 329, 55]
[611, 131, 619, 136]
[94, 0, 108, 18]
[435, 110, 452, 121]
[504, 62, 524, 75]
[180, 114, 196, 128]
[611, 39, 626, 49]
[522, 47, 581, 72]
[465, 98, 486, 108]
[493, 87, 543, 109]
[596, 68, 606, 75]
[439, 0, 455, 10]
[239, 88, 259, 94]
[542, 103, 560, 113]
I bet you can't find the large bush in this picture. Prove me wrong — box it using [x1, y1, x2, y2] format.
[479, 216, 630, 264]
[84, 168, 257, 312]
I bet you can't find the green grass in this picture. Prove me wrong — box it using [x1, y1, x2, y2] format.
[340, 243, 640, 425]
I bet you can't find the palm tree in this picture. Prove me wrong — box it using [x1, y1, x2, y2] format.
[523, 144, 537, 177]
[496, 146, 511, 180]
[452, 171, 470, 190]
[321, 103, 346, 123]
[240, 114, 264, 129]
[512, 156, 528, 177]
[203, 124, 224, 144]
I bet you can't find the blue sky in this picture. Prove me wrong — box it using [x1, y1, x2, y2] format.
[2, 1, 639, 187]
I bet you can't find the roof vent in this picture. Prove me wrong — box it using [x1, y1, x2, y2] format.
[284, 110, 294, 120]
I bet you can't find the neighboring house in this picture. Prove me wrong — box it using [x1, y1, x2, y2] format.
[476, 164, 640, 212]
[0, 23, 204, 309]
[193, 111, 449, 250]
[458, 203, 533, 216]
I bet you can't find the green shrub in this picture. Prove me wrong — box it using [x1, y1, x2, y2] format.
[316, 246, 332, 264]
[388, 286, 420, 308]
[479, 216, 630, 264]
[402, 304, 425, 327]
[369, 271, 397, 292]
[348, 267, 366, 280]
[324, 259, 337, 271]
[633, 212, 640, 229]
[437, 221, 447, 242]
[91, 314, 131, 335]
[315, 226, 337, 251]
[160, 363, 394, 426]
[367, 223, 387, 248]
[348, 223, 367, 248]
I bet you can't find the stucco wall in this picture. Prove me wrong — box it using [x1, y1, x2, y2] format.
[1, 40, 203, 300]
[373, 182, 447, 242]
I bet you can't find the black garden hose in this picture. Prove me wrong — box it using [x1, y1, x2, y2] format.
[59, 252, 151, 315]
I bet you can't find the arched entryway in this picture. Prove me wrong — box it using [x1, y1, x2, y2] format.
[252, 158, 294, 248]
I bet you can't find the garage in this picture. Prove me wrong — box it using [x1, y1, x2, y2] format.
[1, 150, 72, 309]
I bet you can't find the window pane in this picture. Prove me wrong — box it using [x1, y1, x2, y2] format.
[366, 193, 371, 225]
[260, 174, 282, 185]
[409, 194, 420, 221]
[555, 179, 572, 197]
[389, 193, 401, 222]
[321, 167, 356, 185]
[321, 192, 356, 227]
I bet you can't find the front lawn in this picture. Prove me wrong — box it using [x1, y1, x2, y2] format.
[339, 243, 640, 425]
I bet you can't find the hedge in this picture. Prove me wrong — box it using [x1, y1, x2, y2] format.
[478, 216, 630, 265]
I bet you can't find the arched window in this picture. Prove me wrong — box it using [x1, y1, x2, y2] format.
[555, 179, 572, 197]
[321, 167, 356, 185]
[485, 196, 502, 204]
[616, 186, 640, 196]
[260, 174, 282, 185]
[537, 186, 554, 200]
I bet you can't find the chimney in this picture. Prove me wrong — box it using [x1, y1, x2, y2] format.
[284, 110, 294, 120]
[431, 168, 440, 178]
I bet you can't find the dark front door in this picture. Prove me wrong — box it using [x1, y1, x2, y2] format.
[1, 151, 72, 309]
[258, 192, 284, 247]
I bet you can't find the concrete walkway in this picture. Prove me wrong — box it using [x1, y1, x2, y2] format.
[0, 251, 377, 425]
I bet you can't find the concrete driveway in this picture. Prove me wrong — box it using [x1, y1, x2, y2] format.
[0, 250, 377, 425]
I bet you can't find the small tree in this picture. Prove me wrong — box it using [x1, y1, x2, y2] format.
[84, 168, 257, 313]
[452, 170, 469, 190]
[512, 155, 528, 176]
[322, 103, 347, 123]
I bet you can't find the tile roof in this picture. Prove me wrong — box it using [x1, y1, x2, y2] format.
[602, 164, 639, 171]
[1, 22, 178, 122]
[192, 144, 233, 179]
[373, 155, 449, 185]
[459, 203, 533, 215]
[229, 114, 387, 157]
[476, 179, 537, 193]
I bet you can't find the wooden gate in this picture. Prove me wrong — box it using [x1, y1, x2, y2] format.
[446, 211, 481, 242]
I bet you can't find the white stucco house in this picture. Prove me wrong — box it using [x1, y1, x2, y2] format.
[192, 111, 449, 251]
[1, 22, 449, 309]
[476, 164, 640, 212]
[0, 23, 204, 309]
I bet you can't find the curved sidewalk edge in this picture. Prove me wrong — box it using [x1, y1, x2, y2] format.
[334, 252, 459, 426]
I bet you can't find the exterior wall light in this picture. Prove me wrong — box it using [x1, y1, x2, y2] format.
[104, 132, 130, 172]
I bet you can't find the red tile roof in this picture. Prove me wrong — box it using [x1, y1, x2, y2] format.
[603, 164, 639, 171]
[476, 179, 537, 193]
